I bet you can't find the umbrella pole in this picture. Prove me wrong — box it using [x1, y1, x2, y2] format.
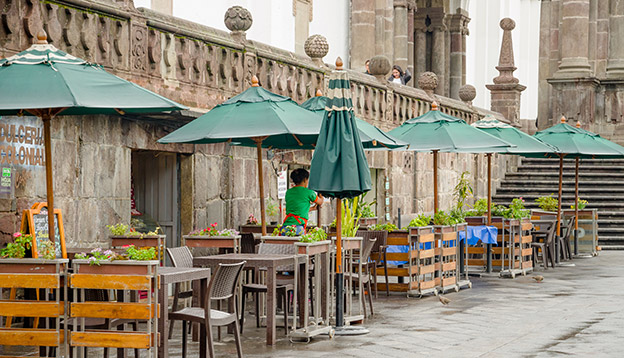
[574, 157, 579, 256]
[43, 115, 55, 246]
[556, 154, 564, 264]
[335, 199, 344, 328]
[254, 139, 267, 236]
[486, 153, 492, 273]
[433, 150, 439, 213]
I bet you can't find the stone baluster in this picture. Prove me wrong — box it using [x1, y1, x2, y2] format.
[553, 0, 591, 78]
[606, 0, 624, 77]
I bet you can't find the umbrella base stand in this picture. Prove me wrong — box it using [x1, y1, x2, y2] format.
[499, 268, 532, 279]
[289, 325, 335, 343]
[457, 279, 472, 290]
[333, 325, 370, 336]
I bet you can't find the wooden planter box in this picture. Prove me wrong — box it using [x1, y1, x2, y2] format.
[239, 224, 280, 234]
[294, 240, 331, 255]
[70, 260, 158, 357]
[109, 235, 166, 263]
[465, 216, 487, 226]
[0, 258, 68, 353]
[359, 217, 378, 227]
[182, 235, 240, 253]
[434, 225, 458, 292]
[261, 236, 301, 245]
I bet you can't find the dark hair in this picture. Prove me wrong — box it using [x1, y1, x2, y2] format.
[392, 65, 403, 76]
[290, 168, 309, 185]
[365, 60, 370, 65]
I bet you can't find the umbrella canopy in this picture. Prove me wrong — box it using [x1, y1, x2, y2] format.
[301, 93, 407, 149]
[308, 59, 371, 330]
[0, 32, 187, 252]
[472, 116, 558, 155]
[159, 76, 323, 235]
[159, 81, 322, 150]
[388, 103, 513, 211]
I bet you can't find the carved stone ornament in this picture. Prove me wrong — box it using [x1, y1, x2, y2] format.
[224, 6, 253, 33]
[493, 17, 519, 84]
[458, 84, 476, 103]
[304, 34, 328, 59]
[418, 71, 439, 92]
[369, 55, 391, 78]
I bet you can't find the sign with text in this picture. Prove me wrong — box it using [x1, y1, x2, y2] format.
[0, 116, 45, 167]
[0, 167, 13, 198]
[20, 202, 67, 259]
[277, 170, 288, 199]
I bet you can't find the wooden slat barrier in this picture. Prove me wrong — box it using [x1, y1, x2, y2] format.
[0, 274, 59, 289]
[0, 301, 64, 317]
[0, 328, 61, 346]
[70, 274, 152, 290]
[70, 330, 153, 349]
[435, 226, 458, 292]
[71, 302, 156, 320]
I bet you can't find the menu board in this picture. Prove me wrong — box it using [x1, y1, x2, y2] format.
[19, 202, 66, 259]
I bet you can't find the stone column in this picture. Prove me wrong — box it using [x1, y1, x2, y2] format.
[393, 0, 409, 71]
[553, 0, 591, 78]
[432, 23, 446, 95]
[448, 11, 469, 99]
[414, 21, 427, 82]
[351, 0, 376, 69]
[293, 0, 313, 55]
[606, 0, 624, 77]
[486, 18, 526, 125]
[407, 1, 416, 87]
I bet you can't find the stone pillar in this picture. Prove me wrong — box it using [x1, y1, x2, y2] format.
[486, 18, 526, 125]
[414, 23, 427, 82]
[553, 0, 591, 78]
[407, 1, 416, 87]
[293, 0, 313, 55]
[393, 0, 409, 71]
[606, 0, 624, 77]
[432, 24, 446, 96]
[351, 0, 376, 69]
[151, 0, 172, 15]
[448, 11, 470, 99]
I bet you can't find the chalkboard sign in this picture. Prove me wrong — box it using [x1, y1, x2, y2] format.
[20, 202, 67, 259]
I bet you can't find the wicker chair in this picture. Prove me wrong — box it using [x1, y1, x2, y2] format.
[169, 261, 246, 358]
[166, 246, 195, 339]
[360, 230, 389, 297]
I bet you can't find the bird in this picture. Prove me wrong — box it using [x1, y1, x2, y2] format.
[532, 275, 544, 283]
[439, 295, 450, 305]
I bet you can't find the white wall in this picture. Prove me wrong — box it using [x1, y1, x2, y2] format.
[466, 0, 540, 121]
[133, 0, 350, 67]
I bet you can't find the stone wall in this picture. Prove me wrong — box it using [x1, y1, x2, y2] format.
[0, 0, 512, 246]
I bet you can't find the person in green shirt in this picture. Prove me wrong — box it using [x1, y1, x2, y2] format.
[281, 168, 324, 235]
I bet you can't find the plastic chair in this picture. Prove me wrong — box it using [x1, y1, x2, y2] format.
[363, 230, 389, 297]
[166, 246, 195, 339]
[558, 217, 575, 260]
[531, 221, 556, 269]
[347, 234, 377, 317]
[169, 261, 246, 358]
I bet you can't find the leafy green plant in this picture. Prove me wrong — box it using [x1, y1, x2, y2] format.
[341, 197, 361, 237]
[368, 222, 399, 232]
[433, 210, 459, 226]
[357, 192, 376, 218]
[0, 232, 33, 259]
[107, 223, 128, 236]
[275, 225, 299, 237]
[299, 227, 327, 243]
[37, 240, 56, 260]
[506, 198, 529, 219]
[466, 198, 488, 217]
[535, 194, 558, 212]
[449, 207, 466, 224]
[406, 214, 432, 228]
[491, 203, 510, 217]
[125, 245, 157, 261]
[571, 199, 588, 210]
[75, 248, 116, 266]
[265, 198, 279, 217]
[453, 171, 473, 212]
[189, 223, 238, 237]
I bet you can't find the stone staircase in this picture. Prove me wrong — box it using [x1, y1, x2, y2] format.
[492, 158, 624, 247]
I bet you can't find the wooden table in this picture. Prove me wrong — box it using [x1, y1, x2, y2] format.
[193, 254, 306, 345]
[158, 266, 211, 358]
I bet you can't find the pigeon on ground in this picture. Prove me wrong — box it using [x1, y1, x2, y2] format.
[532, 275, 544, 283]
[439, 296, 450, 305]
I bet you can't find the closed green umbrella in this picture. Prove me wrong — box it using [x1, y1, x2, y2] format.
[388, 103, 513, 212]
[534, 117, 624, 255]
[301, 92, 407, 149]
[159, 76, 323, 235]
[308, 58, 371, 331]
[0, 32, 186, 248]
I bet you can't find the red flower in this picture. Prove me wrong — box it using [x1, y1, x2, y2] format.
[211, 222, 218, 228]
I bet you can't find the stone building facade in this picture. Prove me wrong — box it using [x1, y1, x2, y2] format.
[0, 0, 516, 248]
[538, 0, 624, 143]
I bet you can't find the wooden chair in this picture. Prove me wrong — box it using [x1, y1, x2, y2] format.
[169, 261, 246, 358]
[239, 243, 294, 334]
[531, 221, 556, 269]
[363, 230, 389, 297]
[166, 246, 195, 339]
[347, 235, 377, 317]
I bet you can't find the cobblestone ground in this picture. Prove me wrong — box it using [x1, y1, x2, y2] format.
[4, 252, 623, 357]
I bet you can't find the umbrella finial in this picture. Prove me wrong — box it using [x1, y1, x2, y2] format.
[335, 57, 343, 70]
[560, 115, 566, 123]
[315, 89, 323, 97]
[431, 101, 439, 111]
[576, 121, 581, 128]
[36, 30, 48, 44]
[251, 75, 259, 87]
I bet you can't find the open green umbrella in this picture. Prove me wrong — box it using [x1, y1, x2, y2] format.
[534, 117, 624, 255]
[388, 103, 513, 212]
[472, 116, 558, 225]
[0, 31, 186, 248]
[308, 58, 371, 331]
[159, 76, 323, 235]
[301, 92, 407, 149]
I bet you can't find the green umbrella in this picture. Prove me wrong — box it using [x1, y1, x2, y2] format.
[534, 117, 624, 255]
[0, 32, 186, 249]
[301, 92, 407, 149]
[308, 59, 371, 330]
[472, 115, 558, 226]
[388, 103, 513, 212]
[159, 77, 323, 235]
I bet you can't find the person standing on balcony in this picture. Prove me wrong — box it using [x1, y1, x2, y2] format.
[388, 64, 411, 85]
[281, 168, 324, 235]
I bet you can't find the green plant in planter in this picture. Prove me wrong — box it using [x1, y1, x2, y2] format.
[0, 232, 33, 259]
[453, 171, 473, 213]
[37, 239, 57, 260]
[357, 192, 376, 219]
[368, 222, 399, 232]
[274, 225, 298, 237]
[571, 199, 588, 210]
[506, 198, 529, 219]
[341, 197, 361, 237]
[75, 248, 116, 266]
[491, 203, 510, 217]
[125, 245, 157, 260]
[449, 207, 467, 223]
[433, 210, 459, 226]
[107, 223, 129, 236]
[265, 198, 279, 218]
[406, 214, 432, 228]
[535, 194, 558, 212]
[299, 227, 327, 243]
[466, 198, 488, 217]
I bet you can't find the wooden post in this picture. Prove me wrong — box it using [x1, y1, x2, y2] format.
[335, 199, 344, 327]
[486, 153, 492, 226]
[574, 157, 579, 255]
[254, 139, 267, 236]
[433, 150, 439, 213]
[42, 114, 55, 241]
[556, 154, 564, 236]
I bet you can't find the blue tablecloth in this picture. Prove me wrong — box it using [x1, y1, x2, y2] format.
[459, 225, 498, 245]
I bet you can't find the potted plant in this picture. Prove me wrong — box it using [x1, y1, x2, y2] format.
[239, 213, 280, 234]
[535, 194, 559, 213]
[73, 245, 159, 275]
[357, 193, 377, 227]
[182, 223, 241, 251]
[263, 225, 301, 244]
[464, 198, 488, 225]
[107, 223, 166, 262]
[265, 198, 279, 225]
[294, 227, 332, 255]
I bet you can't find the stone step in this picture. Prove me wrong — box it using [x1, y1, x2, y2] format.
[497, 185, 624, 192]
[599, 237, 624, 246]
[505, 172, 624, 179]
[500, 179, 623, 186]
[492, 193, 624, 201]
[518, 165, 624, 173]
[521, 158, 624, 166]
